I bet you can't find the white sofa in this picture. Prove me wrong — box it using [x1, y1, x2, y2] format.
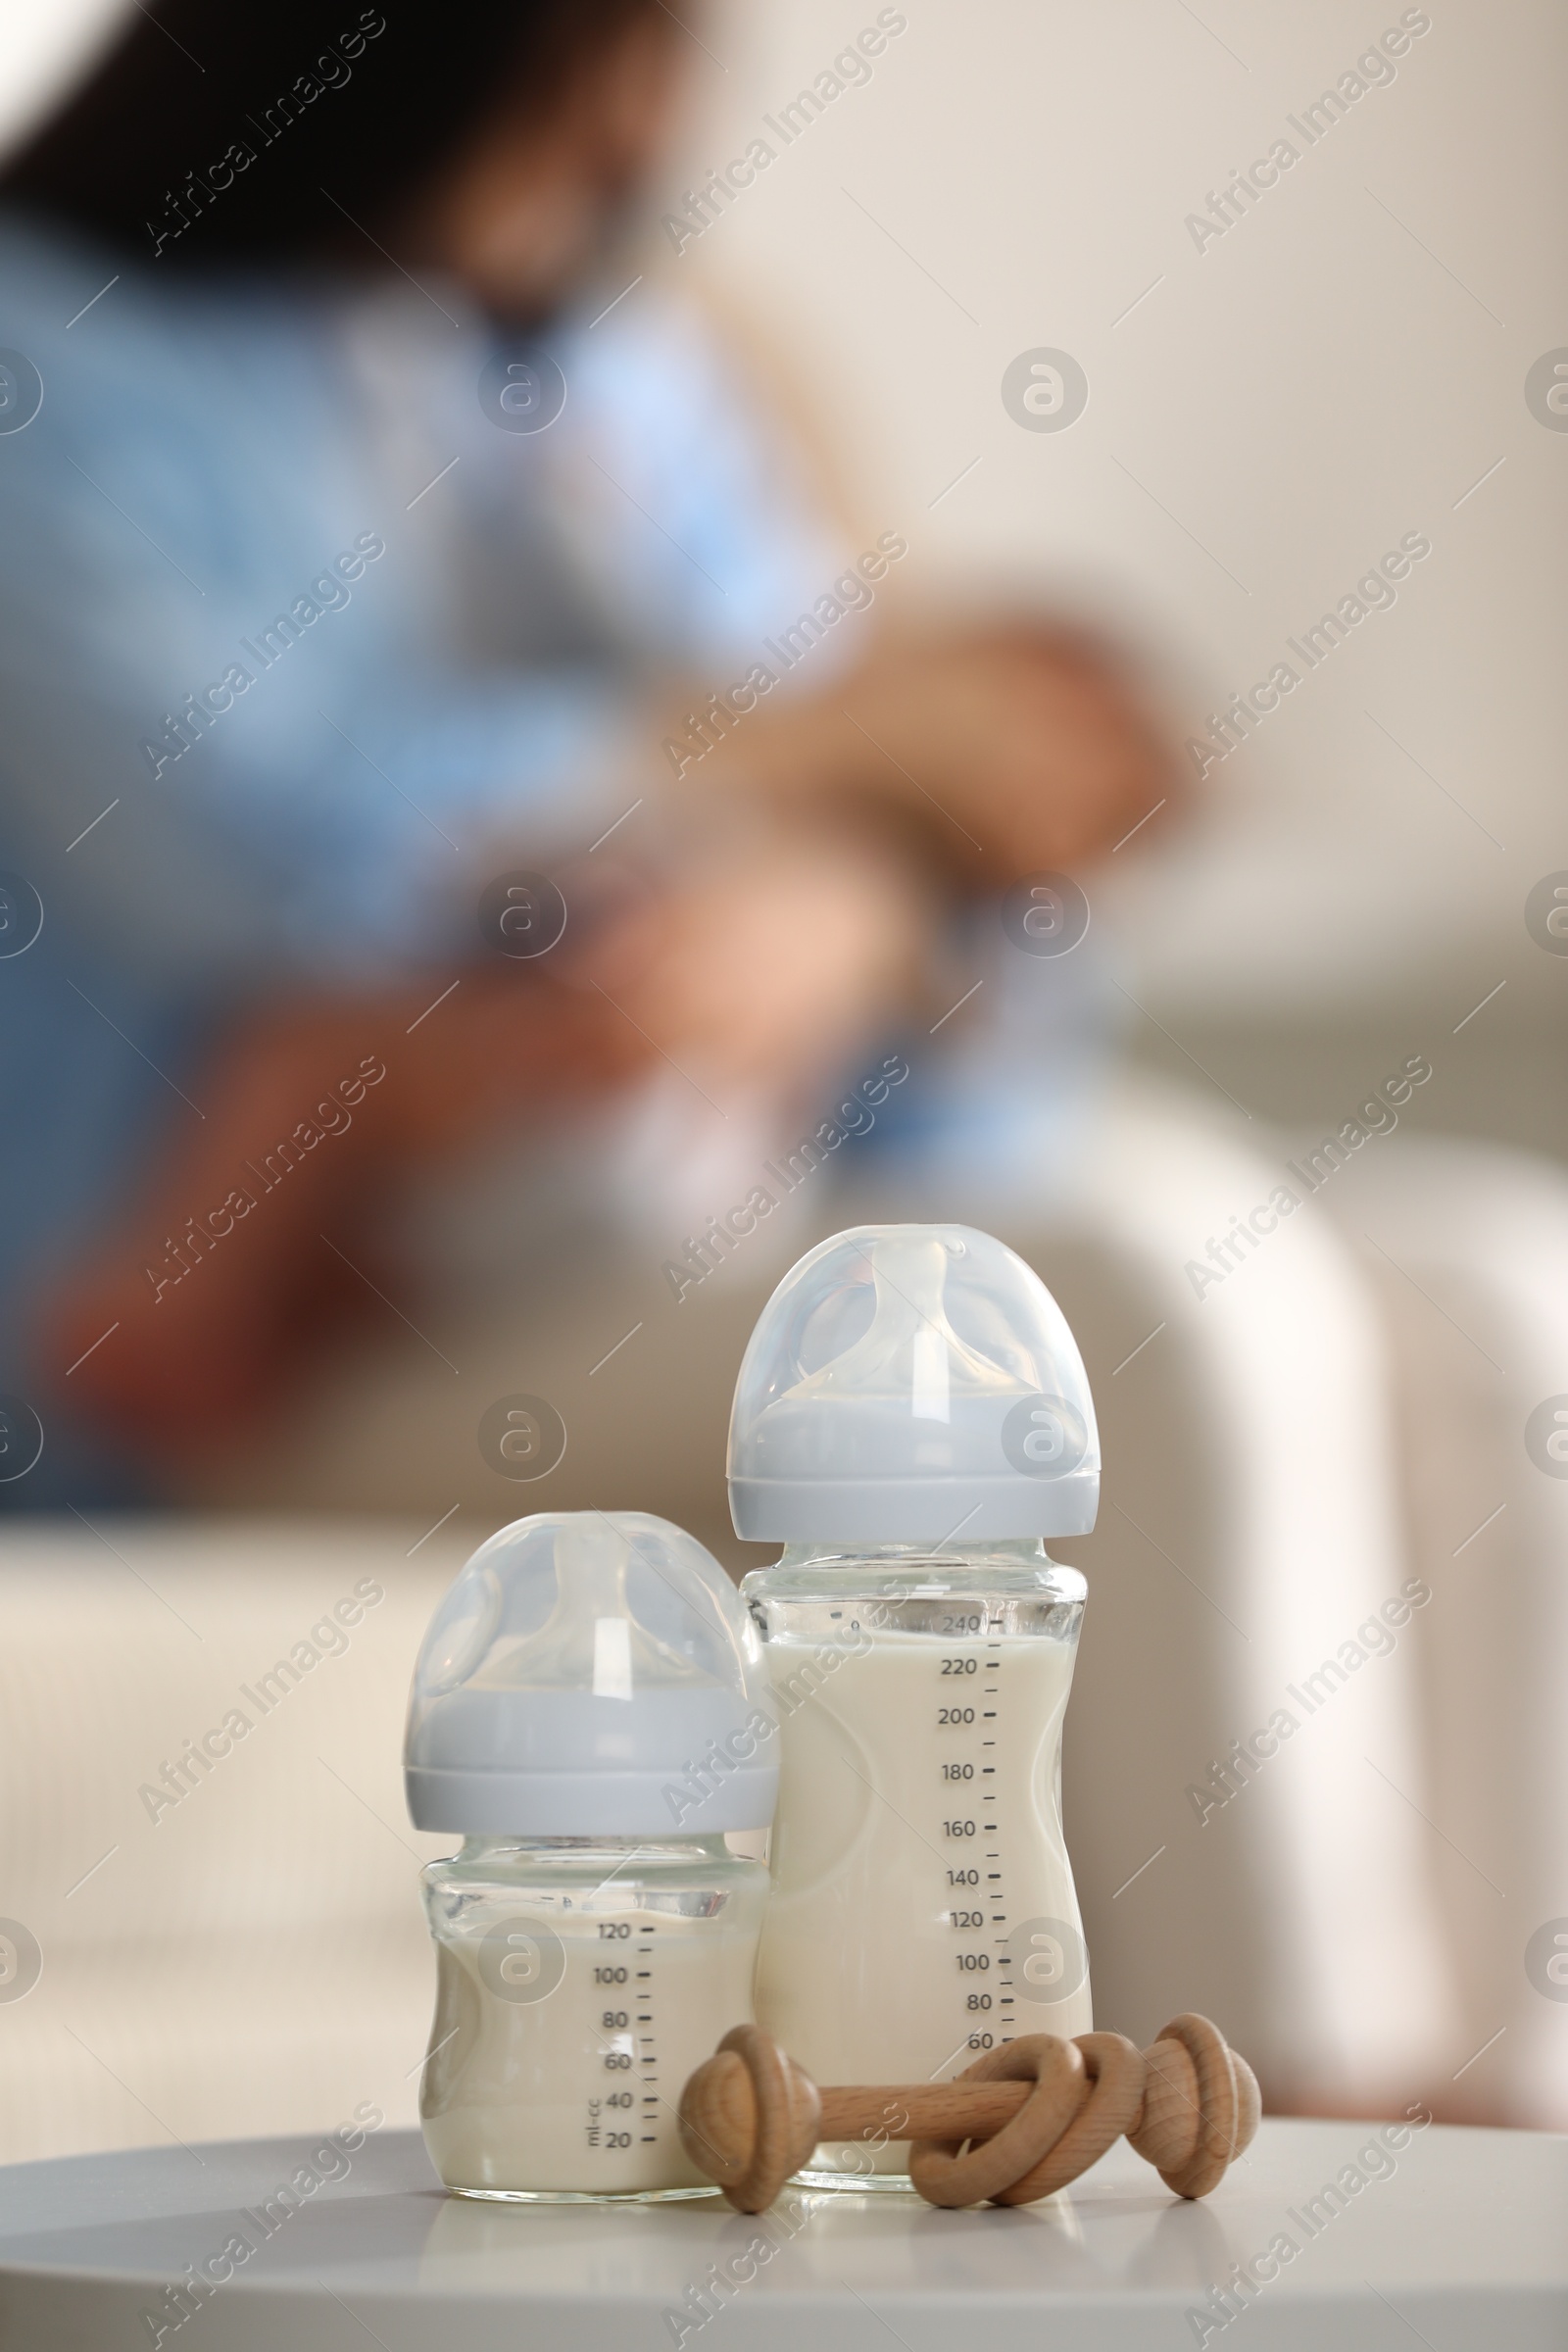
[3, 1082, 1564, 2166]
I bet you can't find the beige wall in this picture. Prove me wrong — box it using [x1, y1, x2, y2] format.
[668, 0, 1566, 1062]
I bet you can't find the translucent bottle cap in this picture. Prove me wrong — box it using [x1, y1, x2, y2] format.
[727, 1223, 1100, 1543]
[404, 1512, 777, 1837]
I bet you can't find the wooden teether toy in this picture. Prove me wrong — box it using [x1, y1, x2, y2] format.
[677, 2013, 1259, 2211]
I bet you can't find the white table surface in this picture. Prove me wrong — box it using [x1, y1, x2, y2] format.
[0, 2120, 1563, 2350]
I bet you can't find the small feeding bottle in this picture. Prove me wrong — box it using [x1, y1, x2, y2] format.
[404, 1511, 775, 2200]
[730, 1224, 1099, 2186]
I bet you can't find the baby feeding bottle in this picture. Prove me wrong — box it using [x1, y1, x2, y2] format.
[730, 1224, 1099, 2184]
[405, 1511, 775, 2200]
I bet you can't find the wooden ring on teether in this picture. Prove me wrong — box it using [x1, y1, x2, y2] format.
[907, 2034, 1086, 2209]
[988, 2032, 1148, 2205]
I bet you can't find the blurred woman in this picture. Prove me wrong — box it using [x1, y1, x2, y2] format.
[0, 0, 1169, 1498]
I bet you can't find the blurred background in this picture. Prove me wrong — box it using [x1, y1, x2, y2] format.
[698, 0, 1566, 1132]
[2, 0, 1565, 2168]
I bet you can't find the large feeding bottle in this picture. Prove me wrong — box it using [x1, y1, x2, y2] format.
[405, 1511, 775, 2200]
[729, 1224, 1099, 2185]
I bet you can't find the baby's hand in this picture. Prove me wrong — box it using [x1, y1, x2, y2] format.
[698, 623, 1176, 889]
[581, 816, 936, 1105]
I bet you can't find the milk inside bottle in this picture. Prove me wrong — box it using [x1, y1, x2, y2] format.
[404, 1511, 775, 2199]
[730, 1225, 1098, 2184]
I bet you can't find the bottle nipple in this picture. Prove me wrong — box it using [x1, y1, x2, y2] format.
[786, 1232, 1020, 1422]
[727, 1222, 1101, 1543]
[405, 1512, 779, 1838]
[469, 1517, 698, 1698]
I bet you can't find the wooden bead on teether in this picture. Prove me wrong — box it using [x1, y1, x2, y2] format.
[678, 2025, 821, 2212]
[1127, 2012, 1262, 2197]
